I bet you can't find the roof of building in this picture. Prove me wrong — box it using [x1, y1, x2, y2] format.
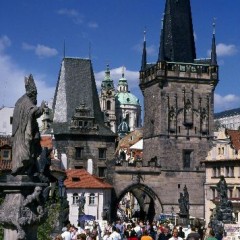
[53, 58, 102, 123]
[214, 108, 240, 119]
[226, 129, 240, 151]
[116, 128, 143, 153]
[116, 92, 140, 106]
[160, 0, 196, 63]
[64, 169, 113, 189]
[52, 57, 115, 137]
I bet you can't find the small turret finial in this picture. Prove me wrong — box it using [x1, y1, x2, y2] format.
[213, 17, 216, 35]
[144, 27, 146, 42]
[63, 39, 66, 58]
[122, 66, 125, 78]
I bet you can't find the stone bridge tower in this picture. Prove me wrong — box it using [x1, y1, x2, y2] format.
[113, 0, 218, 221]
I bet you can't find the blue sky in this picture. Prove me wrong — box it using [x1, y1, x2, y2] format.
[0, 0, 239, 113]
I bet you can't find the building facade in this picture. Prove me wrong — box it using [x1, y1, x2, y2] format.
[64, 169, 112, 227]
[204, 129, 240, 225]
[214, 108, 240, 130]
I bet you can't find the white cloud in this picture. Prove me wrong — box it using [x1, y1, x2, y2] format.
[88, 22, 99, 28]
[35, 44, 58, 58]
[207, 43, 238, 57]
[57, 8, 84, 25]
[217, 43, 238, 57]
[22, 42, 58, 58]
[214, 93, 240, 112]
[0, 35, 11, 53]
[95, 66, 139, 91]
[0, 36, 55, 107]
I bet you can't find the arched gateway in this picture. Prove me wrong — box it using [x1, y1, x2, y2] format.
[111, 161, 163, 221]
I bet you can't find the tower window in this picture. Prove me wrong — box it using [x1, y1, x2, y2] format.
[107, 100, 111, 110]
[99, 148, 107, 159]
[183, 150, 193, 168]
[98, 167, 107, 178]
[75, 147, 84, 160]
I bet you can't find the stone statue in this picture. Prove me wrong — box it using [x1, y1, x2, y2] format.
[11, 74, 46, 176]
[216, 175, 228, 203]
[178, 193, 186, 214]
[183, 185, 189, 212]
[178, 185, 189, 215]
[78, 192, 86, 215]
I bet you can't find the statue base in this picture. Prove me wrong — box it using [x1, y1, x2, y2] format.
[177, 213, 189, 227]
[0, 175, 48, 240]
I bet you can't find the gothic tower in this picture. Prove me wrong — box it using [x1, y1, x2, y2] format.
[139, 0, 218, 217]
[99, 64, 117, 133]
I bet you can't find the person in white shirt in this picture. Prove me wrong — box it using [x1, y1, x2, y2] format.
[169, 229, 183, 240]
[61, 224, 72, 240]
[109, 226, 121, 240]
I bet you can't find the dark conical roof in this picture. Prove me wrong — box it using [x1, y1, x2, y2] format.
[160, 0, 196, 63]
[52, 57, 115, 136]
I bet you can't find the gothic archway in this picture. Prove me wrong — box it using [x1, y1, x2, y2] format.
[113, 183, 162, 223]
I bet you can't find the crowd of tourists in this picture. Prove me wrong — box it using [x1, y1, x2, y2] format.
[54, 219, 226, 240]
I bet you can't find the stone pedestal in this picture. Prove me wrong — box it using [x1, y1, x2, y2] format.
[178, 213, 189, 227]
[0, 175, 48, 240]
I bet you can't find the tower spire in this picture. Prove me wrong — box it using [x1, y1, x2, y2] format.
[158, 15, 165, 61]
[210, 18, 217, 66]
[141, 29, 147, 71]
[63, 39, 66, 58]
[160, 0, 196, 63]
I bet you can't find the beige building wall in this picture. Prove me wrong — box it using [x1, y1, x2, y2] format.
[205, 129, 240, 225]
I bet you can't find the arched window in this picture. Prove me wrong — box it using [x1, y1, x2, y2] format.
[89, 193, 95, 205]
[126, 114, 130, 125]
[73, 193, 79, 204]
[107, 100, 111, 110]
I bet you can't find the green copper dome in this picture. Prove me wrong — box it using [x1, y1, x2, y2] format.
[116, 92, 140, 106]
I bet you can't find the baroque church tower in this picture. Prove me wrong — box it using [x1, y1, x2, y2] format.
[139, 0, 218, 217]
[99, 64, 117, 133]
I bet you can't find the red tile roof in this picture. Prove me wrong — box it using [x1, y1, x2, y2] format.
[226, 129, 240, 151]
[64, 169, 113, 189]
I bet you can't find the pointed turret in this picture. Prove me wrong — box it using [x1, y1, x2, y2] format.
[159, 0, 196, 63]
[210, 20, 218, 66]
[141, 30, 147, 71]
[101, 64, 114, 90]
[158, 17, 165, 61]
[117, 66, 128, 93]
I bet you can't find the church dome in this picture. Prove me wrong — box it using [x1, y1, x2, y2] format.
[116, 92, 140, 106]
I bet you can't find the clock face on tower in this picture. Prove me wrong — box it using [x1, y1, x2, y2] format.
[107, 90, 112, 96]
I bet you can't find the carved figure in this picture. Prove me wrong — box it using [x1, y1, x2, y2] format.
[183, 185, 189, 212]
[216, 175, 228, 203]
[11, 74, 46, 176]
[78, 192, 86, 215]
[178, 186, 189, 215]
[178, 193, 186, 214]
